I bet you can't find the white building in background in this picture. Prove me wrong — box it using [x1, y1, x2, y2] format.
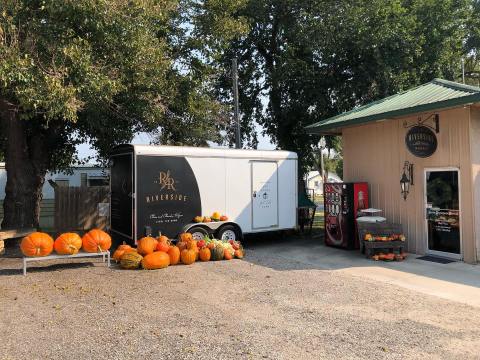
[306, 170, 341, 195]
[0, 163, 109, 200]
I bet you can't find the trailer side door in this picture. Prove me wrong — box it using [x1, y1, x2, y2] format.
[251, 161, 279, 229]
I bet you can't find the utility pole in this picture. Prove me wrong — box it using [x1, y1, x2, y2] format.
[462, 58, 465, 84]
[232, 58, 241, 149]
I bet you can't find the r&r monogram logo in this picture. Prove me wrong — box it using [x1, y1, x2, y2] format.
[158, 170, 176, 191]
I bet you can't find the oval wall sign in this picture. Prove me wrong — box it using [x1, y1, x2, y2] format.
[405, 125, 437, 158]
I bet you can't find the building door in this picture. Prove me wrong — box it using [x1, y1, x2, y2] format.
[251, 162, 278, 229]
[425, 169, 461, 259]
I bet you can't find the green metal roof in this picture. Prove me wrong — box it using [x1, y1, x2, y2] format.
[306, 79, 480, 134]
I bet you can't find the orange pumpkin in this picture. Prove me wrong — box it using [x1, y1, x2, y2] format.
[156, 241, 170, 253]
[211, 211, 221, 221]
[113, 246, 135, 262]
[20, 232, 54, 257]
[207, 242, 215, 250]
[187, 240, 198, 251]
[224, 249, 233, 260]
[181, 249, 196, 265]
[142, 251, 170, 270]
[137, 237, 158, 255]
[199, 247, 211, 261]
[179, 232, 193, 243]
[117, 242, 133, 252]
[81, 229, 112, 253]
[54, 232, 82, 255]
[193, 216, 203, 223]
[234, 249, 244, 259]
[203, 216, 212, 223]
[177, 241, 188, 251]
[220, 215, 228, 221]
[168, 246, 181, 265]
[157, 235, 170, 244]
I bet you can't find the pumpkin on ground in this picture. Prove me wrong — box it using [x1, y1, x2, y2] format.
[186, 240, 198, 251]
[177, 241, 188, 251]
[113, 246, 135, 262]
[168, 246, 181, 265]
[156, 241, 170, 253]
[142, 251, 170, 270]
[179, 232, 193, 243]
[137, 237, 158, 255]
[199, 247, 211, 261]
[224, 249, 233, 260]
[157, 235, 170, 244]
[20, 232, 54, 257]
[234, 249, 244, 259]
[82, 229, 112, 253]
[211, 245, 224, 261]
[54, 232, 82, 255]
[120, 252, 143, 269]
[181, 249, 196, 265]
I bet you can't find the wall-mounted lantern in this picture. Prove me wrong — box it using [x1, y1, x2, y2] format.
[400, 161, 414, 200]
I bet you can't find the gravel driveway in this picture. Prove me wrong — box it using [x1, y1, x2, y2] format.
[1, 238, 480, 360]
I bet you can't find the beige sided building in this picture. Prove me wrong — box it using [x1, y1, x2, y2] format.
[307, 79, 480, 263]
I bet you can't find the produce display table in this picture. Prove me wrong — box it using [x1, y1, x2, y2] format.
[362, 240, 405, 258]
[357, 222, 405, 258]
[23, 251, 110, 276]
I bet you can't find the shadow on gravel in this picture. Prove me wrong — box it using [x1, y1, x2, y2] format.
[0, 262, 94, 276]
[243, 231, 480, 290]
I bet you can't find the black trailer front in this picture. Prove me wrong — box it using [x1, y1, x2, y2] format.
[110, 145, 202, 246]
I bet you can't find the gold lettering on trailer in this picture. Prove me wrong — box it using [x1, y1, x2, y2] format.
[159, 170, 176, 191]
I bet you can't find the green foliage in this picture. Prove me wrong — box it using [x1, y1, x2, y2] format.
[0, 0, 239, 170]
[199, 0, 477, 175]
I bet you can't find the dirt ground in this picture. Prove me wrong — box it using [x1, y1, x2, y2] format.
[1, 237, 480, 360]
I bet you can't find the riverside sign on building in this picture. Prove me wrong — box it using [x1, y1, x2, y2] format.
[109, 144, 298, 245]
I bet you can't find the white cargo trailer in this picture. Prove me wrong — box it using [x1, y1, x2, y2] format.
[109, 144, 298, 244]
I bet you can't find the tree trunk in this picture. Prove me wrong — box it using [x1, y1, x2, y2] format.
[0, 99, 48, 229]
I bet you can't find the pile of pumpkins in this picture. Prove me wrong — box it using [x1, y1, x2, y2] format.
[20, 229, 111, 257]
[371, 252, 407, 261]
[193, 211, 228, 223]
[114, 232, 245, 270]
[364, 233, 406, 242]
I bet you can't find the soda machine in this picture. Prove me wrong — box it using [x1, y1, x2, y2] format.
[324, 182, 368, 249]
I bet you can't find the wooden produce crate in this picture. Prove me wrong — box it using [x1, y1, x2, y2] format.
[357, 222, 406, 258]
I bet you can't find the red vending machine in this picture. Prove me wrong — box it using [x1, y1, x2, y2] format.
[324, 182, 368, 249]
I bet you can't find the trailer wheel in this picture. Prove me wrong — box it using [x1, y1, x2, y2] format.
[217, 225, 241, 241]
[188, 226, 209, 240]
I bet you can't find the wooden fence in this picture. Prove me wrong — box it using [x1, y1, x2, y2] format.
[0, 199, 55, 229]
[54, 186, 109, 232]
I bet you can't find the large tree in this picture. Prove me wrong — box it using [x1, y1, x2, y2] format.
[0, 0, 242, 228]
[204, 0, 475, 176]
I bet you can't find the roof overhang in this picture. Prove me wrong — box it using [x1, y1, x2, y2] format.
[306, 79, 480, 135]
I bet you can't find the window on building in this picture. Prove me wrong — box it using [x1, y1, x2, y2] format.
[314, 181, 319, 187]
[80, 173, 88, 187]
[55, 179, 69, 187]
[88, 178, 108, 187]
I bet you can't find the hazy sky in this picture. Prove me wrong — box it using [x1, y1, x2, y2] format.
[76, 122, 275, 161]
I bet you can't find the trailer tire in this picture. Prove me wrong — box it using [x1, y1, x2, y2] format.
[217, 225, 241, 242]
[188, 226, 209, 240]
